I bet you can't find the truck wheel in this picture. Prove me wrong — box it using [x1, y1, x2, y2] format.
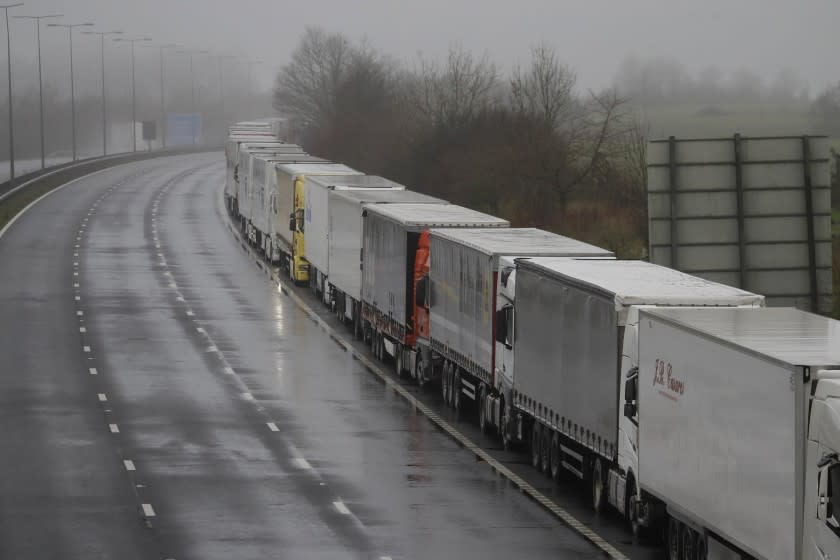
[626, 474, 642, 538]
[395, 344, 404, 377]
[540, 428, 551, 475]
[549, 432, 561, 480]
[680, 526, 696, 560]
[453, 370, 462, 417]
[478, 385, 487, 434]
[591, 458, 606, 513]
[530, 423, 542, 470]
[667, 517, 681, 560]
[500, 404, 513, 451]
[442, 363, 450, 404]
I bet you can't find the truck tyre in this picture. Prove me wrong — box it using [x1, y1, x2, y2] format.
[353, 312, 362, 340]
[442, 363, 450, 404]
[680, 525, 696, 560]
[530, 423, 542, 470]
[667, 517, 681, 560]
[500, 403, 512, 451]
[395, 344, 404, 377]
[453, 370, 462, 417]
[549, 432, 561, 480]
[626, 474, 642, 538]
[478, 385, 487, 434]
[591, 458, 606, 513]
[540, 428, 551, 475]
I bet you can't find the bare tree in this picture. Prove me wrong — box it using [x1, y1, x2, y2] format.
[510, 42, 576, 129]
[273, 27, 354, 125]
[411, 45, 498, 129]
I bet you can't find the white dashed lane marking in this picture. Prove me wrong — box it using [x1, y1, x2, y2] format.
[141, 504, 156, 518]
[97, 393, 107, 402]
[79, 327, 86, 333]
[266, 422, 279, 432]
[293, 457, 312, 470]
[109, 424, 120, 433]
[83, 346, 91, 353]
[123, 460, 136, 472]
[89, 368, 97, 375]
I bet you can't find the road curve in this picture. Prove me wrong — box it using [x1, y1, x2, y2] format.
[0, 154, 650, 559]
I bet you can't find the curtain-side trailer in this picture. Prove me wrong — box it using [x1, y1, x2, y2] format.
[361, 204, 508, 381]
[425, 228, 613, 424]
[328, 189, 445, 337]
[504, 258, 763, 518]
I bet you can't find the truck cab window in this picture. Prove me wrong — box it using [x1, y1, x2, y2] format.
[829, 463, 840, 536]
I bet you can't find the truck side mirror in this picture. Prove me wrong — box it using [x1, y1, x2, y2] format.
[495, 309, 507, 344]
[625, 371, 638, 402]
[289, 212, 296, 232]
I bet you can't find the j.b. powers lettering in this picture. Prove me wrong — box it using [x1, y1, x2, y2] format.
[653, 359, 684, 401]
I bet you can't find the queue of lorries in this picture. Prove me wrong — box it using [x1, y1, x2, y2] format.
[225, 120, 840, 560]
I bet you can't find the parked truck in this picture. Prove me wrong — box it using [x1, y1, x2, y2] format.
[361, 204, 508, 380]
[303, 175, 407, 303]
[275, 163, 361, 283]
[424, 228, 614, 422]
[246, 153, 326, 255]
[328, 189, 445, 336]
[224, 139, 290, 213]
[239, 146, 307, 233]
[495, 258, 764, 519]
[623, 306, 840, 560]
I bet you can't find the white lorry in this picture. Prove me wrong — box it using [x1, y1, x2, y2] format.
[495, 258, 763, 519]
[302, 175, 407, 304]
[424, 228, 613, 421]
[623, 306, 840, 560]
[327, 188, 445, 336]
[361, 203, 508, 379]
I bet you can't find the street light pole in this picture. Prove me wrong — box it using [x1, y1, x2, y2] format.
[144, 44, 178, 150]
[177, 49, 207, 146]
[15, 13, 61, 170]
[82, 30, 121, 156]
[1, 3, 23, 187]
[114, 37, 150, 152]
[48, 21, 93, 162]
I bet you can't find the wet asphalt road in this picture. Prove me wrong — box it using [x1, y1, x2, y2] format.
[0, 154, 662, 559]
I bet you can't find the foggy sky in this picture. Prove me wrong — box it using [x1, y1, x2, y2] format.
[6, 0, 840, 98]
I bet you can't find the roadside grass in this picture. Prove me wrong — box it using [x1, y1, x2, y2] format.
[0, 182, 61, 232]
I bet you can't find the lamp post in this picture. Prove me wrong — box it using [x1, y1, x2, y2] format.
[0, 2, 23, 186]
[144, 43, 178, 150]
[47, 21, 93, 162]
[114, 37, 151, 152]
[177, 49, 207, 146]
[15, 13, 61, 169]
[81, 30, 121, 156]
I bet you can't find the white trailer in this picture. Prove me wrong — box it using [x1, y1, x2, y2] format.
[425, 228, 613, 423]
[247, 153, 324, 254]
[224, 139, 288, 212]
[327, 189, 445, 335]
[303, 175, 406, 304]
[502, 258, 763, 516]
[273, 163, 361, 283]
[625, 306, 840, 559]
[361, 204, 508, 380]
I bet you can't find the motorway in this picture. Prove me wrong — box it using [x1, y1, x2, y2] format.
[0, 153, 661, 559]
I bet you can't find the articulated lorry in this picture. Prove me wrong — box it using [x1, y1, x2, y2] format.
[424, 228, 613, 419]
[302, 175, 406, 303]
[625, 306, 840, 560]
[361, 204, 508, 380]
[239, 148, 308, 238]
[493, 258, 764, 519]
[224, 139, 291, 213]
[275, 163, 361, 283]
[327, 189, 445, 336]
